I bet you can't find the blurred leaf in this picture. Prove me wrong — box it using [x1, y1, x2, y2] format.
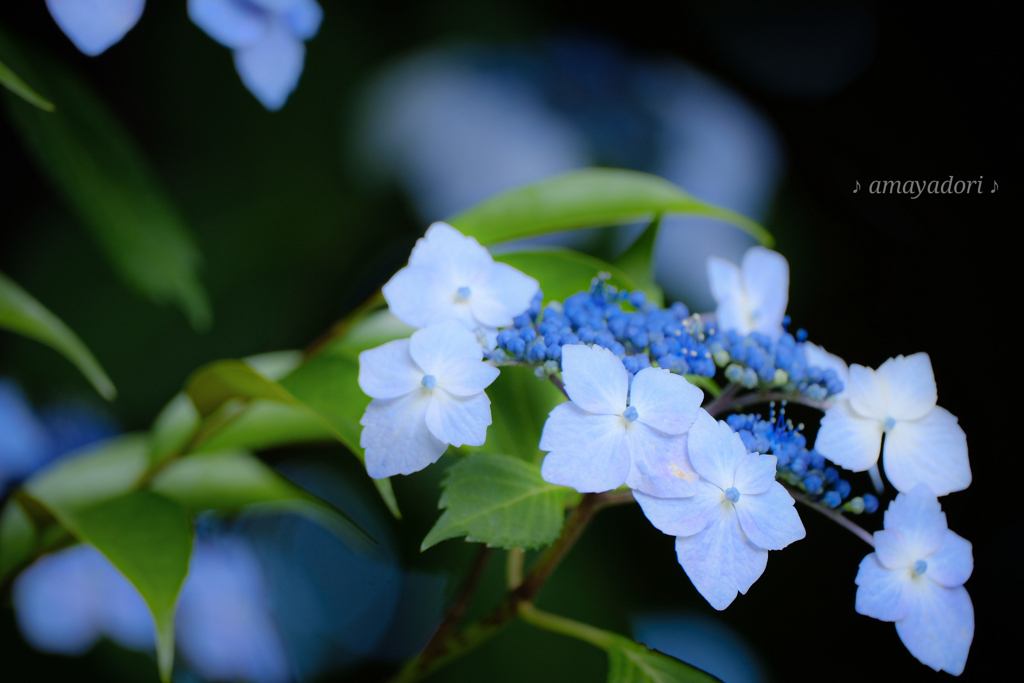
[149, 449, 374, 554]
[494, 248, 652, 304]
[469, 365, 564, 463]
[0, 56, 54, 111]
[606, 634, 721, 683]
[150, 393, 200, 465]
[683, 374, 722, 399]
[185, 360, 302, 417]
[24, 434, 150, 518]
[448, 168, 773, 248]
[0, 500, 36, 582]
[0, 31, 211, 330]
[326, 308, 415, 359]
[0, 270, 116, 399]
[58, 491, 192, 682]
[422, 455, 570, 550]
[196, 400, 333, 453]
[613, 215, 664, 306]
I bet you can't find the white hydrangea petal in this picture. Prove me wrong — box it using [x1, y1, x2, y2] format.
[802, 342, 849, 398]
[46, 0, 145, 56]
[539, 403, 629, 493]
[624, 423, 698, 499]
[408, 321, 483, 377]
[848, 364, 890, 421]
[232, 19, 305, 111]
[926, 530, 973, 588]
[734, 482, 805, 550]
[628, 368, 703, 435]
[674, 505, 768, 611]
[435, 358, 499, 397]
[560, 344, 628, 416]
[283, 0, 322, 40]
[895, 582, 974, 675]
[357, 339, 421, 399]
[740, 247, 788, 340]
[854, 553, 912, 622]
[383, 265, 472, 330]
[731, 452, 777, 496]
[360, 392, 446, 478]
[188, 0, 266, 49]
[883, 485, 947, 559]
[407, 223, 493, 285]
[814, 399, 883, 472]
[686, 409, 746, 490]
[873, 529, 913, 570]
[424, 390, 491, 448]
[876, 353, 937, 421]
[634, 481, 722, 537]
[469, 262, 540, 328]
[882, 407, 970, 496]
[707, 256, 742, 304]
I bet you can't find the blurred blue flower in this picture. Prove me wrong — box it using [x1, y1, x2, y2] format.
[188, 0, 323, 111]
[45, 0, 145, 56]
[0, 380, 52, 492]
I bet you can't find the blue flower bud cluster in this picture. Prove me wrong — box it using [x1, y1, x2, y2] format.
[491, 276, 715, 377]
[705, 317, 844, 400]
[726, 405, 878, 515]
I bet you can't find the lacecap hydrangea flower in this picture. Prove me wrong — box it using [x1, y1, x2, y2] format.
[382, 222, 540, 341]
[358, 320, 499, 478]
[635, 409, 805, 610]
[539, 344, 704, 496]
[707, 246, 789, 341]
[815, 353, 970, 496]
[46, 0, 145, 56]
[188, 0, 323, 111]
[855, 484, 973, 675]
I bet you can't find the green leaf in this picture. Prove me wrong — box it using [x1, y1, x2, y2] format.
[683, 374, 722, 399]
[24, 434, 150, 518]
[613, 215, 664, 306]
[326, 308, 415, 359]
[64, 492, 192, 682]
[422, 455, 570, 550]
[606, 634, 721, 683]
[0, 500, 36, 582]
[185, 359, 302, 418]
[0, 270, 116, 399]
[0, 56, 54, 111]
[196, 400, 334, 453]
[470, 365, 565, 462]
[494, 248, 652, 305]
[0, 31, 211, 330]
[150, 392, 200, 464]
[447, 168, 772, 248]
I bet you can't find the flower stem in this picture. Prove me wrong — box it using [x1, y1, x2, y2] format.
[415, 545, 493, 667]
[788, 487, 875, 547]
[516, 602, 614, 650]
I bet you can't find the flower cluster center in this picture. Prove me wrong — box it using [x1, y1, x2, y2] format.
[421, 374, 437, 389]
[725, 487, 740, 503]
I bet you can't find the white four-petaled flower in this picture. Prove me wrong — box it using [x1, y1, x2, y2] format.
[382, 222, 539, 339]
[707, 246, 789, 341]
[814, 353, 970, 496]
[855, 484, 973, 675]
[539, 344, 704, 497]
[358, 321, 499, 479]
[635, 409, 805, 610]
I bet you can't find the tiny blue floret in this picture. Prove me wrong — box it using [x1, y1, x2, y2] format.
[457, 286, 472, 300]
[884, 417, 896, 431]
[863, 494, 879, 514]
[421, 375, 437, 389]
[725, 487, 740, 503]
[913, 559, 928, 575]
[622, 406, 639, 423]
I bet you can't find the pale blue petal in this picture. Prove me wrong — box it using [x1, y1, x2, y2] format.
[360, 392, 446, 478]
[883, 485, 947, 559]
[814, 400, 883, 472]
[435, 358, 499, 397]
[734, 482, 804, 550]
[188, 0, 266, 49]
[895, 581, 974, 675]
[407, 223, 492, 284]
[875, 353, 937, 421]
[232, 19, 305, 111]
[883, 407, 970, 496]
[686, 409, 745, 490]
[46, 0, 145, 56]
[740, 247, 788, 341]
[625, 424, 698, 499]
[707, 256, 742, 304]
[471, 262, 540, 328]
[731, 452, 777, 496]
[284, 0, 323, 40]
[424, 390, 491, 447]
[927, 530, 973, 588]
[854, 553, 912, 622]
[634, 481, 721, 537]
[357, 339, 421, 400]
[539, 403, 629, 493]
[383, 265, 474, 330]
[674, 505, 768, 610]
[873, 529, 913, 570]
[629, 368, 703, 436]
[848, 363, 890, 421]
[560, 344, 628, 416]
[801, 342, 849, 398]
[409, 321, 483, 377]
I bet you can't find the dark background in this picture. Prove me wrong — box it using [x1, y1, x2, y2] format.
[0, 0, 1017, 681]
